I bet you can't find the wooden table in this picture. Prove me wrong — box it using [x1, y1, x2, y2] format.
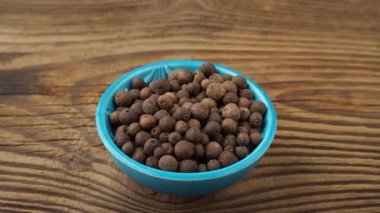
[1, 0, 379, 212]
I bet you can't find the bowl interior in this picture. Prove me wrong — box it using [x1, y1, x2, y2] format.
[96, 59, 277, 181]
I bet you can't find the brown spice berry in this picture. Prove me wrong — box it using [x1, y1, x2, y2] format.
[127, 122, 141, 137]
[223, 74, 233, 81]
[240, 107, 251, 121]
[190, 103, 209, 120]
[193, 143, 205, 159]
[221, 118, 238, 134]
[170, 104, 180, 115]
[214, 133, 224, 143]
[208, 112, 222, 123]
[119, 108, 139, 125]
[200, 79, 212, 90]
[186, 82, 201, 95]
[159, 132, 169, 143]
[159, 115, 175, 132]
[132, 147, 146, 164]
[146, 156, 158, 168]
[223, 135, 236, 148]
[149, 78, 171, 95]
[176, 89, 190, 99]
[193, 70, 206, 83]
[168, 70, 179, 81]
[174, 140, 194, 160]
[132, 78, 145, 90]
[168, 132, 182, 145]
[198, 163, 207, 172]
[187, 119, 201, 129]
[173, 107, 191, 121]
[115, 91, 133, 107]
[121, 142, 134, 156]
[232, 76, 248, 90]
[249, 112, 262, 127]
[129, 89, 140, 100]
[235, 146, 249, 159]
[223, 92, 239, 105]
[110, 111, 121, 127]
[239, 97, 252, 108]
[135, 131, 151, 147]
[206, 82, 226, 100]
[158, 155, 178, 172]
[161, 143, 174, 155]
[201, 98, 217, 109]
[240, 89, 253, 99]
[250, 127, 261, 134]
[114, 130, 130, 147]
[142, 98, 159, 114]
[170, 80, 181, 92]
[185, 128, 203, 143]
[143, 138, 160, 155]
[157, 95, 173, 110]
[203, 121, 221, 138]
[154, 110, 170, 121]
[250, 132, 262, 146]
[179, 159, 198, 172]
[205, 141, 223, 159]
[175, 120, 188, 135]
[209, 73, 224, 82]
[250, 101, 267, 115]
[199, 63, 217, 77]
[223, 81, 238, 94]
[210, 107, 219, 113]
[207, 159, 221, 171]
[195, 91, 206, 101]
[164, 92, 177, 103]
[153, 147, 165, 158]
[182, 102, 193, 110]
[222, 103, 241, 120]
[130, 101, 143, 116]
[150, 126, 162, 138]
[139, 114, 157, 130]
[224, 145, 234, 152]
[201, 133, 210, 145]
[237, 132, 250, 146]
[175, 69, 194, 84]
[178, 97, 190, 106]
[140, 87, 152, 100]
[219, 151, 238, 167]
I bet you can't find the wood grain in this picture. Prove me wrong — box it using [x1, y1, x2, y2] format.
[0, 0, 379, 212]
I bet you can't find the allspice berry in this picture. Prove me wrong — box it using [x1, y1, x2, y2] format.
[149, 78, 170, 94]
[239, 121, 251, 133]
[195, 91, 206, 101]
[132, 78, 145, 90]
[219, 151, 238, 167]
[143, 138, 160, 155]
[170, 80, 181, 92]
[193, 143, 205, 159]
[214, 133, 224, 143]
[239, 97, 252, 108]
[201, 133, 210, 145]
[135, 131, 151, 147]
[182, 102, 193, 110]
[178, 97, 189, 106]
[157, 95, 173, 110]
[119, 108, 139, 125]
[114, 130, 130, 147]
[168, 132, 182, 145]
[132, 147, 146, 164]
[190, 103, 209, 120]
[203, 121, 221, 138]
[130, 101, 143, 116]
[153, 147, 165, 158]
[200, 79, 212, 90]
[185, 128, 203, 143]
[223, 81, 238, 94]
[224, 145, 234, 152]
[193, 70, 206, 83]
[223, 74, 233, 81]
[235, 146, 249, 159]
[175, 120, 189, 135]
[139, 87, 152, 100]
[205, 141, 223, 159]
[206, 82, 226, 100]
[159, 115, 175, 132]
[240, 107, 251, 121]
[209, 73, 224, 82]
[173, 107, 191, 121]
[150, 126, 162, 138]
[186, 82, 201, 95]
[154, 110, 170, 121]
[161, 143, 174, 155]
[179, 159, 198, 172]
[201, 98, 217, 109]
[198, 163, 207, 172]
[221, 118, 237, 134]
[142, 98, 159, 114]
[114, 91, 133, 107]
[222, 103, 241, 120]
[199, 62, 216, 77]
[146, 156, 158, 168]
[187, 119, 201, 129]
[250, 132, 262, 146]
[249, 112, 262, 127]
[240, 89, 253, 99]
[158, 155, 178, 172]
[176, 89, 190, 99]
[223, 135, 236, 148]
[129, 89, 140, 100]
[223, 92, 239, 105]
[169, 104, 180, 115]
[207, 159, 221, 171]
[110, 111, 121, 127]
[164, 92, 177, 104]
[127, 122, 141, 137]
[159, 132, 169, 143]
[208, 112, 222, 123]
[232, 76, 248, 90]
[121, 142, 134, 156]
[250, 101, 267, 115]
[237, 132, 250, 146]
[175, 69, 194, 84]
[139, 114, 157, 130]
[174, 140, 194, 160]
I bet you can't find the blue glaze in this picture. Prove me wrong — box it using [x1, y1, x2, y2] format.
[95, 60, 277, 196]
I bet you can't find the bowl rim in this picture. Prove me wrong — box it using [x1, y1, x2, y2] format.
[96, 59, 277, 181]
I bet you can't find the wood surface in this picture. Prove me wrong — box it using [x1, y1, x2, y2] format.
[0, 0, 379, 212]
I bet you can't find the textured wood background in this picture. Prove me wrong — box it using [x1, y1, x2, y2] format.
[0, 0, 379, 212]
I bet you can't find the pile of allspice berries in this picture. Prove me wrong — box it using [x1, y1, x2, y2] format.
[109, 63, 266, 172]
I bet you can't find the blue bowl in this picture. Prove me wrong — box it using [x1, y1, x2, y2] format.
[96, 60, 277, 196]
